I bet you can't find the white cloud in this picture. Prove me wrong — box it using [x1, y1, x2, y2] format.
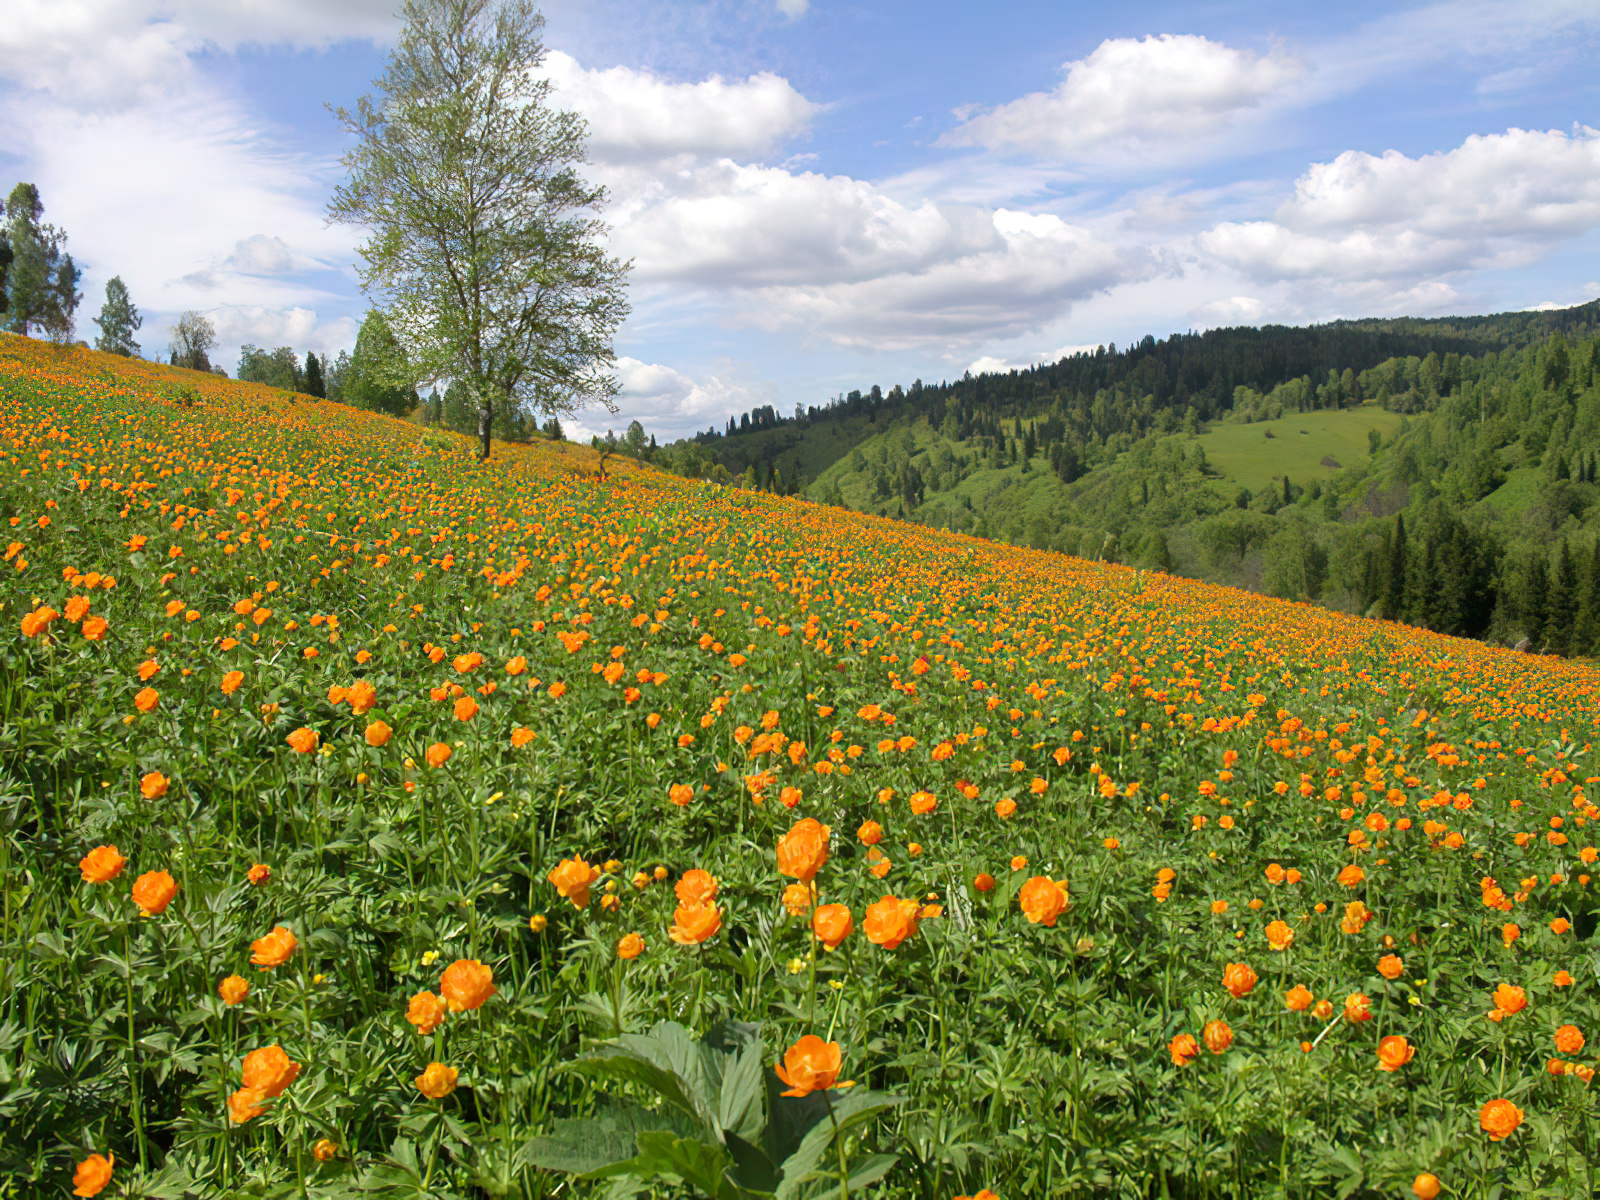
[223, 235, 300, 276]
[543, 50, 816, 164]
[1198, 127, 1600, 284]
[0, 0, 393, 105]
[774, 0, 810, 18]
[1190, 295, 1267, 325]
[942, 34, 1303, 160]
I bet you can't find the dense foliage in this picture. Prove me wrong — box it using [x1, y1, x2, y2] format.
[4, 336, 1600, 1199]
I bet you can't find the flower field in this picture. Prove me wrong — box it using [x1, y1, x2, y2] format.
[4, 334, 1600, 1199]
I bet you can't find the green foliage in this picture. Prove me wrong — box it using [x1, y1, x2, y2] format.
[345, 312, 417, 417]
[3, 182, 80, 341]
[92, 277, 142, 358]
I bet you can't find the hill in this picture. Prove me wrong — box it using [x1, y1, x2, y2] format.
[4, 334, 1600, 1198]
[657, 301, 1600, 652]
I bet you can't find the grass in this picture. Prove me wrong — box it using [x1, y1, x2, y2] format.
[4, 335, 1600, 1199]
[1198, 406, 1406, 493]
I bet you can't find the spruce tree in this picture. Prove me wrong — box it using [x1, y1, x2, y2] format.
[1547, 540, 1578, 655]
[1521, 549, 1550, 648]
[304, 351, 325, 398]
[1383, 514, 1408, 620]
[91, 276, 142, 356]
[1575, 541, 1600, 657]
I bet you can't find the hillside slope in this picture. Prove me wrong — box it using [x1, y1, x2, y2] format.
[4, 336, 1600, 1197]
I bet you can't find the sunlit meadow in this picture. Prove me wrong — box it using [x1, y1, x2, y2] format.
[3, 335, 1599, 1199]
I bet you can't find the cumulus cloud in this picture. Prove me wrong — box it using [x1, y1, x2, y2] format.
[543, 50, 816, 164]
[942, 34, 1303, 160]
[0, 0, 393, 105]
[739, 209, 1145, 349]
[1198, 127, 1600, 284]
[616, 356, 753, 420]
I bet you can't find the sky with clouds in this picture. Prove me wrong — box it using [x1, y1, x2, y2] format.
[2, 0, 1597, 441]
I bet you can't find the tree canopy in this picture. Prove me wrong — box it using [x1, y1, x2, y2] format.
[92, 276, 142, 357]
[328, 0, 630, 458]
[3, 182, 80, 341]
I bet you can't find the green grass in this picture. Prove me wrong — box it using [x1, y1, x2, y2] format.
[1197, 406, 1404, 493]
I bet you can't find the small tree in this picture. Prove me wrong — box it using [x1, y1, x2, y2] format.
[625, 419, 646, 460]
[304, 351, 325, 397]
[345, 311, 416, 415]
[92, 276, 142, 356]
[170, 311, 216, 372]
[328, 0, 631, 459]
[4, 183, 80, 340]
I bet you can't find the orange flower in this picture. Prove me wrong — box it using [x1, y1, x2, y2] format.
[863, 895, 919, 948]
[139, 771, 169, 799]
[1344, 992, 1373, 1023]
[228, 1088, 266, 1124]
[134, 686, 159, 713]
[1337, 864, 1365, 888]
[1551, 917, 1571, 934]
[511, 726, 535, 747]
[242, 1044, 301, 1098]
[1377, 1035, 1414, 1072]
[79, 844, 126, 883]
[782, 882, 813, 915]
[1501, 922, 1520, 948]
[1009, 855, 1028, 871]
[131, 870, 177, 916]
[857, 820, 883, 845]
[1203, 1019, 1233, 1055]
[1377, 954, 1404, 980]
[973, 872, 996, 892]
[776, 817, 830, 882]
[1222, 962, 1258, 998]
[1555, 970, 1574, 987]
[1479, 1098, 1523, 1141]
[426, 742, 452, 768]
[364, 720, 392, 747]
[453, 696, 479, 722]
[406, 990, 448, 1035]
[994, 798, 1017, 819]
[415, 1062, 459, 1099]
[549, 857, 600, 908]
[250, 925, 297, 969]
[82, 616, 109, 641]
[72, 1153, 113, 1197]
[675, 869, 719, 904]
[1264, 863, 1286, 884]
[774, 1035, 846, 1097]
[1285, 985, 1313, 1012]
[505, 655, 527, 675]
[218, 974, 250, 1005]
[1412, 1173, 1441, 1200]
[1312, 998, 1334, 1021]
[669, 902, 722, 945]
[1554, 1024, 1585, 1054]
[668, 783, 694, 807]
[909, 790, 937, 815]
[1340, 900, 1372, 935]
[1018, 876, 1070, 926]
[247, 863, 271, 886]
[1492, 983, 1526, 1015]
[313, 1139, 338, 1163]
[346, 680, 377, 715]
[813, 904, 853, 948]
[1264, 920, 1294, 950]
[286, 727, 319, 754]
[1169, 1033, 1200, 1066]
[440, 959, 496, 1011]
[617, 932, 645, 960]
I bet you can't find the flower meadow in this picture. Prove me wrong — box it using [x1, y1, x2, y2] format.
[3, 335, 1600, 1200]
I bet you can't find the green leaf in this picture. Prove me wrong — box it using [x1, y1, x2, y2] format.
[717, 1034, 767, 1143]
[523, 1107, 692, 1179]
[845, 1154, 898, 1191]
[775, 1091, 902, 1200]
[632, 1130, 735, 1196]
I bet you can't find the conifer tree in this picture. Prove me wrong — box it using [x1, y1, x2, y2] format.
[1383, 514, 1408, 620]
[92, 276, 142, 356]
[4, 183, 80, 340]
[1575, 542, 1600, 657]
[1547, 540, 1578, 655]
[304, 351, 325, 398]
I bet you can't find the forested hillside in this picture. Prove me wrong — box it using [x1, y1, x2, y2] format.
[656, 301, 1600, 654]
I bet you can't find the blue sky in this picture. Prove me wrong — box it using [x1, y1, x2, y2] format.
[2, 0, 1597, 441]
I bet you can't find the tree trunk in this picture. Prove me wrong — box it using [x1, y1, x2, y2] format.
[478, 397, 492, 460]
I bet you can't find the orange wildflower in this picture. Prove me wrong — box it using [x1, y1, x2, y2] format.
[774, 1035, 847, 1097]
[1377, 954, 1404, 980]
[1377, 1035, 1414, 1072]
[776, 817, 829, 882]
[813, 904, 853, 949]
[1554, 1024, 1584, 1054]
[549, 856, 600, 908]
[863, 895, 919, 948]
[440, 959, 496, 1011]
[1018, 876, 1070, 926]
[364, 720, 392, 747]
[617, 932, 645, 960]
[247, 863, 271, 886]
[1264, 920, 1294, 950]
[782, 882, 813, 916]
[1493, 983, 1527, 1015]
[1203, 1019, 1233, 1054]
[1169, 1033, 1200, 1066]
[140, 771, 168, 799]
[415, 1062, 459, 1099]
[669, 902, 721, 945]
[1284, 985, 1313, 1012]
[133, 687, 159, 713]
[1479, 1098, 1523, 1141]
[1344, 992, 1373, 1023]
[242, 1044, 301, 1098]
[1222, 962, 1258, 998]
[79, 845, 126, 883]
[72, 1154, 113, 1197]
[286, 727, 319, 754]
[218, 975, 249, 1006]
[131, 870, 177, 916]
[668, 783, 694, 807]
[425, 742, 452, 768]
[406, 990, 448, 1035]
[250, 925, 297, 969]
